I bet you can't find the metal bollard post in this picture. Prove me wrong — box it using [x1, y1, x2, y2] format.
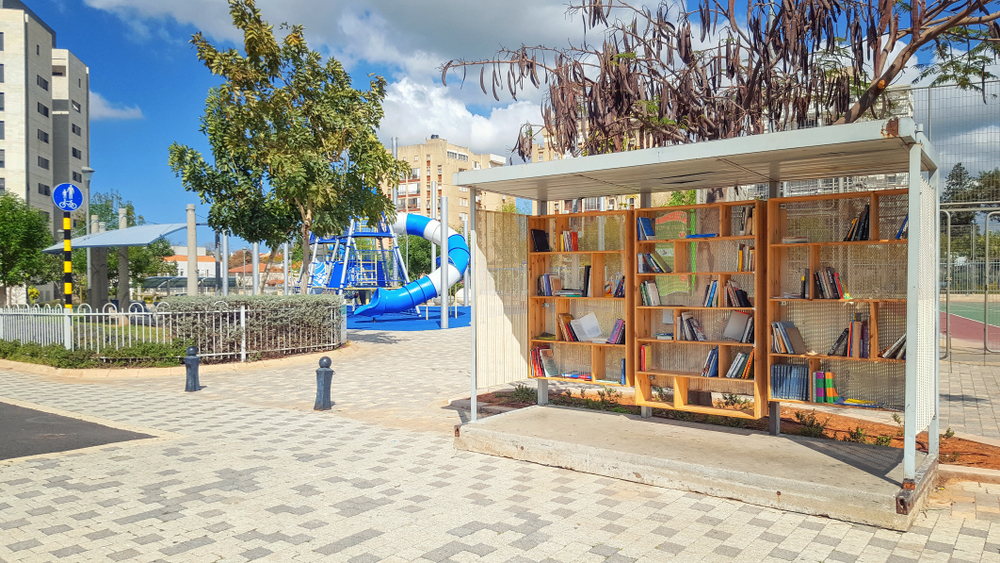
[184, 346, 200, 392]
[314, 357, 334, 410]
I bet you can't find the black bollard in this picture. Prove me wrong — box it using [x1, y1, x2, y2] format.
[184, 346, 201, 392]
[314, 356, 334, 410]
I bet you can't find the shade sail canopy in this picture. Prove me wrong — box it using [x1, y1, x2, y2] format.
[453, 118, 938, 201]
[44, 223, 187, 254]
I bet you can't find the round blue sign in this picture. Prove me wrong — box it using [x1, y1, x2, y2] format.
[53, 183, 83, 212]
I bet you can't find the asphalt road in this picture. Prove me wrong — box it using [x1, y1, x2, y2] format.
[0, 401, 152, 460]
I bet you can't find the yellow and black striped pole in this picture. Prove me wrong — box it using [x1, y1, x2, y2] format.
[63, 211, 72, 310]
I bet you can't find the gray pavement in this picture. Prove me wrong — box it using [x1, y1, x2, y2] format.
[0, 327, 998, 562]
[940, 353, 1000, 439]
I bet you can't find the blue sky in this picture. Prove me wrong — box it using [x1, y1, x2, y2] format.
[27, 0, 993, 250]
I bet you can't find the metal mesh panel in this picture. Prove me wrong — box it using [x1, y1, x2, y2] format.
[817, 245, 907, 299]
[914, 177, 938, 430]
[780, 301, 873, 354]
[776, 247, 810, 297]
[657, 273, 754, 307]
[695, 207, 720, 236]
[542, 255, 593, 291]
[474, 210, 529, 389]
[819, 359, 905, 411]
[912, 80, 1000, 184]
[544, 214, 627, 251]
[547, 344, 593, 376]
[692, 240, 756, 273]
[777, 197, 869, 243]
[878, 194, 909, 240]
[602, 347, 627, 384]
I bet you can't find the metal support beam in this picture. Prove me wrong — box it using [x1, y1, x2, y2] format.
[469, 188, 478, 422]
[186, 204, 197, 296]
[117, 208, 129, 313]
[282, 242, 290, 296]
[440, 195, 449, 329]
[251, 242, 260, 295]
[902, 142, 922, 485]
[221, 235, 229, 296]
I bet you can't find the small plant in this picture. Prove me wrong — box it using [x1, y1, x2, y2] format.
[673, 411, 693, 422]
[578, 389, 587, 400]
[794, 410, 829, 438]
[892, 413, 904, 436]
[652, 386, 671, 402]
[509, 384, 537, 404]
[942, 452, 962, 463]
[718, 393, 754, 412]
[874, 435, 893, 447]
[597, 387, 622, 409]
[841, 427, 870, 444]
[943, 427, 955, 440]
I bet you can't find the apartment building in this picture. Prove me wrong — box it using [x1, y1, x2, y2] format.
[388, 136, 514, 228]
[0, 0, 90, 303]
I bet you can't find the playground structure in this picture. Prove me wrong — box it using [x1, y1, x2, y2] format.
[306, 213, 470, 317]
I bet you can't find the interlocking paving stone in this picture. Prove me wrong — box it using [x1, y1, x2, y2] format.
[0, 328, 994, 563]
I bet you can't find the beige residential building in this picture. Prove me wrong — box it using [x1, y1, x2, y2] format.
[386, 136, 509, 229]
[0, 0, 90, 303]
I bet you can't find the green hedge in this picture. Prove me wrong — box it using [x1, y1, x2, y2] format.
[0, 339, 186, 368]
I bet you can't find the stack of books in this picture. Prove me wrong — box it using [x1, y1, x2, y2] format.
[559, 230, 580, 251]
[827, 314, 871, 358]
[723, 280, 752, 307]
[639, 343, 650, 371]
[771, 321, 807, 354]
[639, 280, 661, 306]
[844, 204, 871, 241]
[677, 313, 708, 341]
[530, 345, 555, 378]
[814, 266, 845, 299]
[606, 276, 626, 297]
[770, 364, 809, 401]
[637, 252, 672, 273]
[700, 346, 720, 377]
[724, 349, 755, 379]
[813, 371, 841, 403]
[738, 207, 755, 236]
[637, 217, 657, 240]
[737, 244, 754, 271]
[606, 319, 626, 345]
[881, 333, 906, 360]
[703, 280, 721, 307]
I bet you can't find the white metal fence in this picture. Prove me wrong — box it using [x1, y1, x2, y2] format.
[0, 302, 347, 361]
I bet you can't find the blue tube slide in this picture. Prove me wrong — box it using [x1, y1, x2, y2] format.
[354, 213, 469, 317]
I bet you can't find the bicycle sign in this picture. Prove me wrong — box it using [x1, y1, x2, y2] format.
[52, 183, 83, 212]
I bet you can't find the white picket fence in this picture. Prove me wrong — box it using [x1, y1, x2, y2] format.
[0, 302, 347, 361]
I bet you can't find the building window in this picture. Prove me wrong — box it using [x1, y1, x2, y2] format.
[72, 100, 81, 113]
[0, 150, 4, 168]
[78, 78, 81, 88]
[36, 44, 39, 56]
[37, 129, 49, 143]
[446, 150, 470, 162]
[458, 186, 469, 192]
[37, 75, 49, 91]
[71, 124, 81, 136]
[0, 121, 5, 140]
[38, 156, 49, 170]
[410, 168, 420, 180]
[72, 171, 82, 182]
[0, 33, 4, 51]
[0, 93, 4, 111]
[38, 183, 50, 196]
[37, 102, 49, 117]
[0, 178, 5, 192]
[459, 198, 469, 207]
[0, 65, 4, 83]
[41, 211, 49, 223]
[72, 148, 82, 159]
[436, 165, 442, 176]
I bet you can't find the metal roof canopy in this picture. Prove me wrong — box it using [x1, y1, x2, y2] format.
[43, 223, 188, 254]
[453, 118, 937, 201]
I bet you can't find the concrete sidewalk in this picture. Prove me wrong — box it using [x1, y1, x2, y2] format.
[0, 328, 996, 562]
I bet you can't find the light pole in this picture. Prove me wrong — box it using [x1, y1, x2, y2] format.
[81, 166, 95, 303]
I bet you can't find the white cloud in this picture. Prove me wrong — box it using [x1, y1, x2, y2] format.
[90, 91, 144, 120]
[380, 78, 541, 158]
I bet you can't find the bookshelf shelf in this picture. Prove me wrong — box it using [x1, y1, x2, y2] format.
[637, 338, 753, 347]
[528, 210, 633, 387]
[638, 235, 756, 244]
[637, 306, 755, 311]
[638, 271, 753, 277]
[766, 189, 909, 408]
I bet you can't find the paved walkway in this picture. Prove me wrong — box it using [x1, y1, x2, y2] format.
[940, 351, 1000, 439]
[0, 328, 998, 562]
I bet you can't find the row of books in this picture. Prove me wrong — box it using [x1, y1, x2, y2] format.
[530, 346, 594, 381]
[770, 364, 809, 401]
[736, 244, 755, 272]
[639, 280, 661, 306]
[607, 319, 627, 345]
[738, 206, 755, 236]
[676, 312, 708, 341]
[700, 346, 720, 377]
[829, 316, 870, 358]
[814, 267, 845, 300]
[637, 252, 672, 273]
[844, 204, 871, 241]
[637, 217, 657, 240]
[882, 333, 906, 360]
[725, 349, 755, 379]
[701, 279, 753, 307]
[609, 276, 626, 297]
[537, 267, 594, 297]
[771, 321, 807, 354]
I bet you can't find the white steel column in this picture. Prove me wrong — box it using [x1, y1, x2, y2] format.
[462, 217, 469, 306]
[117, 208, 129, 313]
[929, 165, 941, 459]
[903, 142, 921, 483]
[282, 242, 290, 296]
[440, 196, 449, 329]
[251, 242, 260, 295]
[469, 189, 477, 421]
[221, 235, 230, 296]
[186, 204, 197, 296]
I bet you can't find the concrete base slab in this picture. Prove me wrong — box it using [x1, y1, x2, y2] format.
[455, 406, 935, 531]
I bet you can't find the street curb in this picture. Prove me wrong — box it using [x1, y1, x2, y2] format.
[938, 464, 1000, 485]
[0, 341, 361, 379]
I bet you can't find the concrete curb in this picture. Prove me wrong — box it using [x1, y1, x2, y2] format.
[0, 342, 361, 379]
[938, 464, 1000, 485]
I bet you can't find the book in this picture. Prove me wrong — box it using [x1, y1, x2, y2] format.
[723, 311, 752, 342]
[639, 344, 649, 371]
[770, 364, 809, 401]
[620, 358, 626, 385]
[782, 236, 809, 244]
[649, 252, 672, 273]
[685, 233, 718, 239]
[896, 215, 908, 240]
[801, 268, 809, 299]
[701, 347, 719, 377]
[784, 326, 807, 355]
[582, 265, 592, 297]
[535, 332, 556, 341]
[828, 328, 850, 356]
[741, 348, 755, 379]
[538, 348, 558, 378]
[557, 313, 576, 341]
[682, 313, 707, 341]
[570, 312, 604, 343]
[637, 217, 656, 240]
[531, 229, 551, 252]
[882, 333, 906, 358]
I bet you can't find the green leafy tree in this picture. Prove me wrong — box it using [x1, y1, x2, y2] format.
[942, 163, 978, 226]
[0, 193, 56, 306]
[169, 0, 409, 288]
[402, 234, 432, 279]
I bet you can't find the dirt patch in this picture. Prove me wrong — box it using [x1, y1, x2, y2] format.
[478, 388, 1000, 471]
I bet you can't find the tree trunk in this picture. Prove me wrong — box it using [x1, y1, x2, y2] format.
[260, 245, 279, 294]
[298, 223, 312, 292]
[0, 286, 6, 307]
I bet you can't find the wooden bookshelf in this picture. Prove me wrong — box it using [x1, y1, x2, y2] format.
[765, 189, 909, 409]
[632, 200, 767, 419]
[527, 210, 634, 387]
